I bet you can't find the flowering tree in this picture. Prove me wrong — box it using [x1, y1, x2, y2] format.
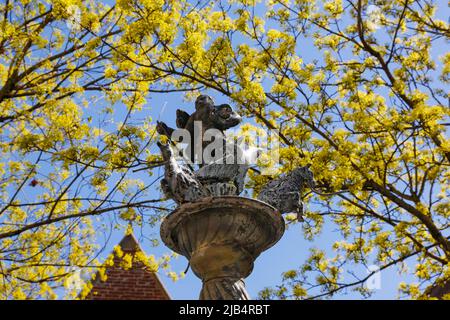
[0, 0, 448, 299]
[0, 0, 172, 299]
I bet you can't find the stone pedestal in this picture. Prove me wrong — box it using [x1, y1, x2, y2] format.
[160, 196, 285, 300]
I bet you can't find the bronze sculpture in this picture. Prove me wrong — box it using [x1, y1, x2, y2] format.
[256, 165, 315, 222]
[156, 94, 316, 300]
[156, 95, 241, 165]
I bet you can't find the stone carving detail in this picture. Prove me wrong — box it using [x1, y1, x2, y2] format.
[160, 197, 285, 300]
[195, 146, 253, 196]
[257, 165, 315, 222]
[156, 94, 242, 164]
[157, 141, 208, 204]
[156, 95, 249, 203]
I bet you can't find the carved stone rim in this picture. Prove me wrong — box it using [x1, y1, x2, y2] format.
[160, 196, 285, 255]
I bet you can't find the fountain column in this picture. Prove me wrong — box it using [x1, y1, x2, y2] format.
[160, 196, 284, 300]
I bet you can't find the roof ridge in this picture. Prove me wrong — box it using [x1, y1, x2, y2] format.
[118, 231, 145, 253]
[79, 230, 171, 300]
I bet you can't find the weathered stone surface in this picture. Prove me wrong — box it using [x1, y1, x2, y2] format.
[257, 165, 315, 222]
[195, 157, 250, 196]
[157, 141, 208, 204]
[160, 196, 285, 300]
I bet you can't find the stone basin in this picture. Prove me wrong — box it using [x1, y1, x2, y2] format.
[160, 196, 285, 300]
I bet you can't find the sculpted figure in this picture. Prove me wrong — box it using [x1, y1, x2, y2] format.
[156, 95, 242, 164]
[157, 141, 207, 204]
[155, 95, 326, 218]
[195, 144, 260, 195]
[257, 165, 315, 222]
